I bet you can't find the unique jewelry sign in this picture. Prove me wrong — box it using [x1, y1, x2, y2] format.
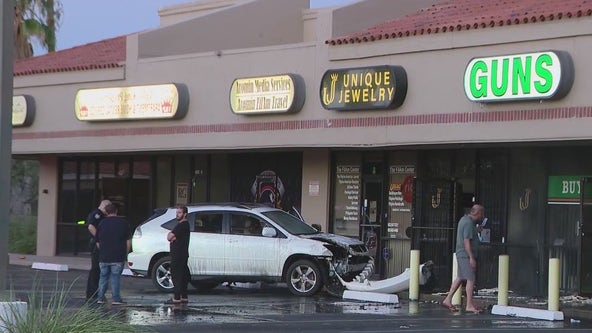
[229, 74, 305, 115]
[75, 83, 189, 121]
[12, 95, 35, 127]
[464, 50, 574, 103]
[320, 65, 407, 111]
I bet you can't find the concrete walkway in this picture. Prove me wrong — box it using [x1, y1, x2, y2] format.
[9, 253, 90, 271]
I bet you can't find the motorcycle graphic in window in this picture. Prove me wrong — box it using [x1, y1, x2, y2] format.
[250, 170, 285, 208]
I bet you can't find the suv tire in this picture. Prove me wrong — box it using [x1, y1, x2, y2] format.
[152, 256, 174, 293]
[286, 259, 323, 296]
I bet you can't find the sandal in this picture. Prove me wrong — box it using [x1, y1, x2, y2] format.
[180, 298, 189, 303]
[441, 302, 458, 312]
[164, 298, 182, 305]
[466, 307, 483, 314]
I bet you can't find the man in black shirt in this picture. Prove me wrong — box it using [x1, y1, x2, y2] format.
[166, 205, 191, 304]
[85, 199, 111, 302]
[96, 203, 131, 305]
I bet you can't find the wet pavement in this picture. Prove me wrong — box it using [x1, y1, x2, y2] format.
[4, 264, 592, 332]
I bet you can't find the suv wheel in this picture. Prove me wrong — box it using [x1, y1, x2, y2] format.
[286, 259, 322, 296]
[152, 256, 174, 292]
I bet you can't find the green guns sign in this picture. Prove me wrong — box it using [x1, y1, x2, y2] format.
[464, 51, 573, 103]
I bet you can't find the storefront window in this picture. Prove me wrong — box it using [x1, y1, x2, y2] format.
[331, 152, 362, 237]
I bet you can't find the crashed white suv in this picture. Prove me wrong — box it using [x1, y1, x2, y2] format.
[127, 203, 373, 296]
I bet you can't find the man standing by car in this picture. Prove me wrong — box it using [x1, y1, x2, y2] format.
[85, 199, 111, 302]
[96, 203, 131, 305]
[166, 205, 191, 304]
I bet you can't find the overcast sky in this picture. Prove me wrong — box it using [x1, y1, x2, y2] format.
[44, 0, 356, 53]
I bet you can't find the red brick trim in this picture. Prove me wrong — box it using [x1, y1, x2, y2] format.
[13, 106, 592, 140]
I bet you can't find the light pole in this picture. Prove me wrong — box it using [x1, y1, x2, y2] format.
[0, 0, 15, 290]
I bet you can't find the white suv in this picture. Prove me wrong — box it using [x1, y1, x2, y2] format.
[127, 203, 373, 296]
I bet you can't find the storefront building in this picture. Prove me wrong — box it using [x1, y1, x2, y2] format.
[12, 0, 592, 296]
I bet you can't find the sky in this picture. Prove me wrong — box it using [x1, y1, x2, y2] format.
[42, 0, 355, 54]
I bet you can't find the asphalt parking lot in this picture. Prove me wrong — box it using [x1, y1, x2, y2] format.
[5, 264, 592, 332]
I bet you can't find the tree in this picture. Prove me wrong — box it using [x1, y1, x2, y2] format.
[14, 0, 62, 59]
[11, 0, 61, 210]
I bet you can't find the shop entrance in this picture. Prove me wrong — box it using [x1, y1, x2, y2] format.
[579, 177, 592, 295]
[361, 176, 383, 277]
[411, 178, 462, 290]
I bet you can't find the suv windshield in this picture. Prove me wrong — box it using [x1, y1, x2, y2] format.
[262, 210, 319, 235]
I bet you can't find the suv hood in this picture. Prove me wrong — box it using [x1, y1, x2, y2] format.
[300, 232, 364, 248]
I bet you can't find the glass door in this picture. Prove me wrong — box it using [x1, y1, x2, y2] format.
[579, 177, 592, 295]
[361, 177, 383, 276]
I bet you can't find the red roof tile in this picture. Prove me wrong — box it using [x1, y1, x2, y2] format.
[14, 36, 126, 76]
[327, 0, 592, 45]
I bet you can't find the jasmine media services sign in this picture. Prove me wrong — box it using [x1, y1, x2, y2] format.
[229, 74, 305, 114]
[320, 65, 407, 111]
[464, 51, 573, 103]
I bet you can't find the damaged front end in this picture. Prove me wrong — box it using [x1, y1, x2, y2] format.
[300, 233, 374, 295]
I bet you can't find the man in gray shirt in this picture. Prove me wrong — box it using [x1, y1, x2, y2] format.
[442, 204, 485, 314]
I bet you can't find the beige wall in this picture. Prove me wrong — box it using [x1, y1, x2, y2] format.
[36, 156, 58, 256]
[301, 149, 330, 230]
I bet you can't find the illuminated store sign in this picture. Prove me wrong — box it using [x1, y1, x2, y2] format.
[464, 51, 573, 103]
[229, 74, 304, 114]
[12, 95, 35, 127]
[75, 83, 189, 121]
[547, 175, 592, 204]
[320, 65, 407, 111]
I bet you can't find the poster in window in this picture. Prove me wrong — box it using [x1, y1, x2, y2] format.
[176, 183, 188, 205]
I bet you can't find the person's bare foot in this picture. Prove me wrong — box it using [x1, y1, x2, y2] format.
[442, 300, 458, 312]
[465, 306, 483, 314]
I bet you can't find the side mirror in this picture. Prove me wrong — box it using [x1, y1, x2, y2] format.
[262, 226, 277, 238]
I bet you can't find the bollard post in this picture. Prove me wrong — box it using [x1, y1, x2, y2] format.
[452, 253, 462, 306]
[498, 255, 509, 306]
[409, 250, 420, 301]
[548, 258, 560, 311]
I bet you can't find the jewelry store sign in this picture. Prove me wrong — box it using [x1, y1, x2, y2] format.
[12, 95, 35, 127]
[75, 83, 189, 121]
[229, 74, 305, 115]
[320, 65, 407, 111]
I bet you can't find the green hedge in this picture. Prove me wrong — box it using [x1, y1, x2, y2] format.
[9, 215, 37, 254]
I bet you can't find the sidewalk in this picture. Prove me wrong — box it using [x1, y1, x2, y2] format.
[9, 253, 90, 271]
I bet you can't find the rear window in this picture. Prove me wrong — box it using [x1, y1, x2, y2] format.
[192, 212, 224, 234]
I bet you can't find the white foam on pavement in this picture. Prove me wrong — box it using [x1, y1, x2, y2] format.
[492, 305, 564, 321]
[31, 262, 69, 271]
[342, 290, 399, 304]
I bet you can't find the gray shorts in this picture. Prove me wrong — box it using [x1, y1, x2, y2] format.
[456, 255, 475, 281]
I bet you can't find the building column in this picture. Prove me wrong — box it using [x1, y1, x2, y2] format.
[37, 156, 58, 256]
[301, 149, 330, 231]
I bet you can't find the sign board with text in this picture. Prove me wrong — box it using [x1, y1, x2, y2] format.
[75, 83, 189, 121]
[320, 65, 407, 111]
[229, 74, 304, 115]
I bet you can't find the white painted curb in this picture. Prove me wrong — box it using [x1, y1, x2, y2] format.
[343, 290, 399, 304]
[0, 302, 27, 333]
[491, 305, 564, 321]
[31, 262, 69, 271]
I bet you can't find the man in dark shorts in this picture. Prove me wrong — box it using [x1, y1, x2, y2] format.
[85, 199, 111, 302]
[442, 204, 485, 314]
[165, 205, 191, 304]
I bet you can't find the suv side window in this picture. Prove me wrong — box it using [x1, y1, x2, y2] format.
[230, 213, 266, 236]
[193, 212, 224, 234]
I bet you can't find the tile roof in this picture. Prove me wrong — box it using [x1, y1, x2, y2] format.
[327, 0, 592, 45]
[14, 36, 126, 76]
